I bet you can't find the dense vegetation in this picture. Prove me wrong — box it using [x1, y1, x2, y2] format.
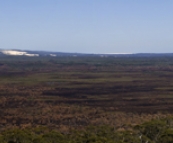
[1, 55, 173, 142]
[1, 116, 173, 143]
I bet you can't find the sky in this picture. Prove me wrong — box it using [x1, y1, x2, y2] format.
[0, 0, 173, 54]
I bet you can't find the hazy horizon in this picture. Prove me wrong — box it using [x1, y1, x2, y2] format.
[1, 1, 173, 53]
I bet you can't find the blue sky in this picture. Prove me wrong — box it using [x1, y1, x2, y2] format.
[0, 0, 173, 53]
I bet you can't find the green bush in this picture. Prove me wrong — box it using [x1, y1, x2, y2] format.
[1, 117, 173, 143]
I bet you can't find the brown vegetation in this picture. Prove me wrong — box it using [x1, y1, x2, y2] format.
[0, 56, 173, 132]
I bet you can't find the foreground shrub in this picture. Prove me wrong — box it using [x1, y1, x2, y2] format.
[1, 117, 173, 143]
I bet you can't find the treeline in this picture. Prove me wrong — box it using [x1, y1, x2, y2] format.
[1, 116, 173, 143]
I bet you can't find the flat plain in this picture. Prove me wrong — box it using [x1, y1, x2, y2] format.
[0, 56, 173, 137]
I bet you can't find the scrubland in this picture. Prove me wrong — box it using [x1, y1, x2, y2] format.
[0, 56, 173, 142]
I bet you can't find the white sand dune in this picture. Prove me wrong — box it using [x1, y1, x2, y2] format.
[1, 50, 39, 56]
